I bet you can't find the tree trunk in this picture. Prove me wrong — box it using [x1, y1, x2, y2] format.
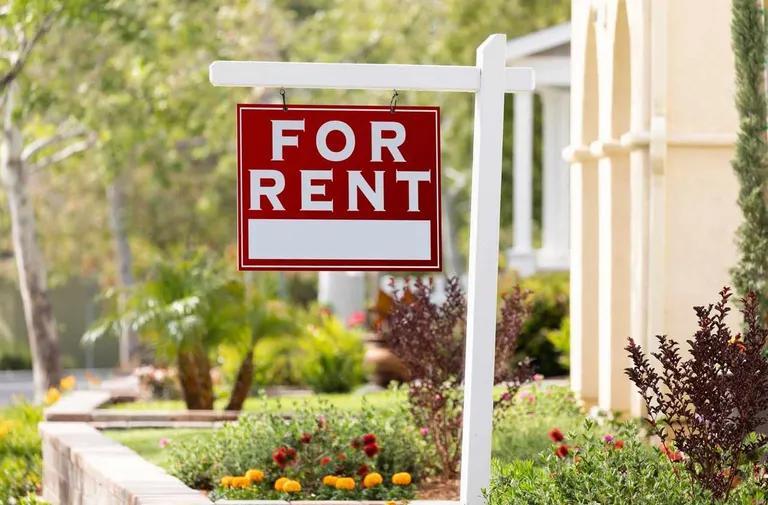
[1, 94, 62, 401]
[106, 173, 139, 370]
[176, 342, 214, 410]
[225, 348, 254, 411]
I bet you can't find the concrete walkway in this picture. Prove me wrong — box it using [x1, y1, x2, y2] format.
[0, 368, 129, 407]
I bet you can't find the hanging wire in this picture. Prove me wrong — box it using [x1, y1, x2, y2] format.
[390, 90, 399, 114]
[280, 88, 287, 111]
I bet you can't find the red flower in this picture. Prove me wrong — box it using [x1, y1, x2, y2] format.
[364, 443, 380, 458]
[362, 433, 377, 445]
[337, 453, 347, 460]
[356, 464, 369, 476]
[285, 448, 297, 460]
[555, 444, 569, 458]
[614, 440, 625, 450]
[350, 438, 363, 450]
[548, 428, 565, 443]
[320, 456, 331, 466]
[347, 311, 367, 327]
[272, 448, 287, 467]
[300, 433, 312, 444]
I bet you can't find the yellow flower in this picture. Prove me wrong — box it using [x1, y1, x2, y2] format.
[245, 469, 264, 483]
[283, 480, 302, 493]
[44, 387, 61, 406]
[59, 375, 76, 391]
[392, 473, 412, 486]
[335, 477, 356, 491]
[220, 476, 235, 488]
[275, 477, 289, 491]
[363, 472, 383, 488]
[232, 476, 251, 489]
[385, 501, 398, 505]
[322, 475, 338, 487]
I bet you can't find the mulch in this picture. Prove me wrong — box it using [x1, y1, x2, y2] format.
[416, 476, 460, 500]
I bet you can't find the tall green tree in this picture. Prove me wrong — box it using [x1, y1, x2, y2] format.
[0, 0, 126, 397]
[730, 0, 768, 315]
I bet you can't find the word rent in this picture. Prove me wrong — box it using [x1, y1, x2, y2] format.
[250, 120, 430, 213]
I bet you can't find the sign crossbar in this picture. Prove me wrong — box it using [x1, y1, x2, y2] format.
[210, 60, 534, 93]
[210, 34, 535, 505]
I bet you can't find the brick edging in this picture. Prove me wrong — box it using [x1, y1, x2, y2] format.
[40, 422, 212, 505]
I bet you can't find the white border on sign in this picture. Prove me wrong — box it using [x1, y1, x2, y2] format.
[237, 106, 442, 270]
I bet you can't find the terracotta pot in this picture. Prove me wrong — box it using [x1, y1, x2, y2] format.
[362, 333, 410, 387]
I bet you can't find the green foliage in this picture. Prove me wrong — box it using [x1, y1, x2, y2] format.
[0, 341, 33, 370]
[0, 399, 43, 503]
[164, 396, 428, 496]
[298, 314, 366, 394]
[499, 272, 570, 376]
[730, 0, 768, 315]
[486, 420, 768, 505]
[545, 316, 570, 369]
[492, 383, 586, 464]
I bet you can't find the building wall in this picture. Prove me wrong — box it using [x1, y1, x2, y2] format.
[0, 277, 118, 369]
[569, 0, 741, 413]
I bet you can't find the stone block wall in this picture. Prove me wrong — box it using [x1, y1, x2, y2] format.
[39, 422, 211, 505]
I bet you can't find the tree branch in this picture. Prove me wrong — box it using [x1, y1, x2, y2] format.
[28, 134, 97, 172]
[0, 9, 62, 95]
[21, 125, 88, 161]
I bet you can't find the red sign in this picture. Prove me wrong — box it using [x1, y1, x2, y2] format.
[237, 104, 442, 271]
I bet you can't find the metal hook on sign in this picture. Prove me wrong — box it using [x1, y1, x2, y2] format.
[280, 88, 287, 111]
[390, 90, 399, 114]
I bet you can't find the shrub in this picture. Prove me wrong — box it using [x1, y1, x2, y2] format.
[545, 316, 569, 369]
[298, 314, 366, 394]
[380, 277, 533, 477]
[166, 396, 427, 497]
[626, 287, 768, 502]
[0, 399, 43, 503]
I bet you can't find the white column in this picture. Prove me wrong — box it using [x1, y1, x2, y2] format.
[506, 91, 536, 276]
[538, 89, 571, 271]
[317, 272, 366, 322]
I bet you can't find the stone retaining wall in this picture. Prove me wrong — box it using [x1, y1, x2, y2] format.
[40, 422, 212, 505]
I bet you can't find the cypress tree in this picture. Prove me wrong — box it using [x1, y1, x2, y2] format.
[730, 0, 768, 316]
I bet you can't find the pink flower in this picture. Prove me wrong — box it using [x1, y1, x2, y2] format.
[347, 311, 367, 328]
[420, 428, 429, 436]
[528, 394, 535, 404]
[434, 394, 442, 401]
[159, 438, 170, 448]
[501, 392, 511, 401]
[604, 435, 614, 443]
[533, 374, 544, 381]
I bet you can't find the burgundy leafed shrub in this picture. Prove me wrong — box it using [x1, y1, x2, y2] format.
[380, 276, 533, 477]
[625, 287, 768, 501]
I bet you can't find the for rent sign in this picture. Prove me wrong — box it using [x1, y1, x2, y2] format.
[237, 104, 442, 271]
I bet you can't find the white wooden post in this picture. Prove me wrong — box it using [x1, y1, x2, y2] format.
[209, 37, 534, 505]
[460, 34, 507, 505]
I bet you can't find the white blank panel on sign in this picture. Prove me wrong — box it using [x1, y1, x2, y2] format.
[248, 219, 431, 260]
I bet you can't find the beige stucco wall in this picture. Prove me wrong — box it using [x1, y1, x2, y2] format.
[569, 0, 742, 413]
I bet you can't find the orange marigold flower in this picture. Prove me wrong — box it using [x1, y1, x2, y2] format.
[275, 477, 289, 491]
[363, 472, 383, 488]
[335, 477, 356, 491]
[220, 476, 235, 488]
[548, 428, 564, 443]
[385, 501, 398, 505]
[392, 472, 412, 486]
[283, 480, 302, 493]
[59, 375, 76, 391]
[232, 477, 251, 489]
[245, 469, 264, 483]
[323, 475, 338, 487]
[44, 387, 60, 406]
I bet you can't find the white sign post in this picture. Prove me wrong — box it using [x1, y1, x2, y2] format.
[210, 34, 535, 505]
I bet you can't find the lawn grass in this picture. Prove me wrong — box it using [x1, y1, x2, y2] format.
[106, 390, 400, 413]
[103, 428, 209, 466]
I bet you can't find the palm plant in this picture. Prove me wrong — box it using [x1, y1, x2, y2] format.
[84, 253, 242, 410]
[223, 291, 297, 411]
